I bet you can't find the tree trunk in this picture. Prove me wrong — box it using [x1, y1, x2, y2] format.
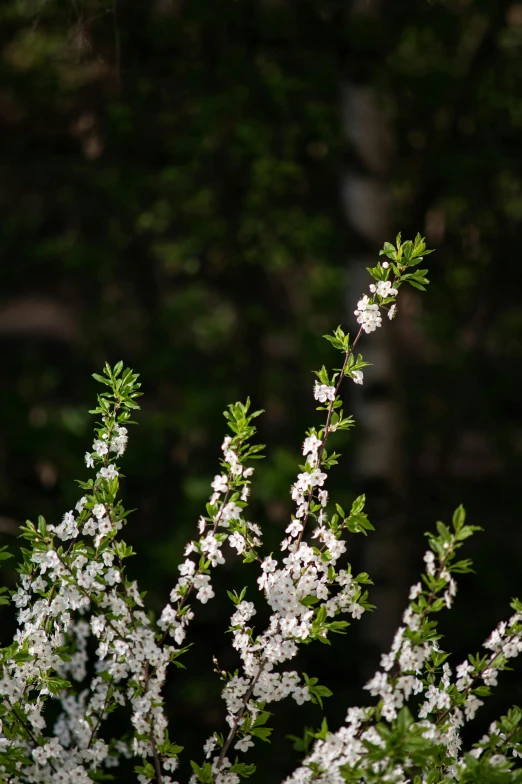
[342, 3, 409, 665]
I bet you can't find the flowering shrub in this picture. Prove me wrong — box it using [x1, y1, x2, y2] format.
[1, 233, 522, 784]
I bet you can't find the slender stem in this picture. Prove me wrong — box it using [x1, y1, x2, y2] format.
[435, 648, 506, 728]
[144, 437, 253, 780]
[296, 326, 364, 547]
[213, 328, 367, 777]
[215, 658, 268, 773]
[7, 701, 57, 774]
[160, 482, 233, 644]
[87, 675, 115, 749]
[150, 732, 164, 783]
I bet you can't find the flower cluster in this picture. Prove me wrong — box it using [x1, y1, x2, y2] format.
[352, 231, 430, 334]
[0, 370, 264, 784]
[354, 295, 382, 333]
[14, 236, 522, 784]
[193, 237, 435, 780]
[161, 406, 262, 639]
[284, 505, 522, 784]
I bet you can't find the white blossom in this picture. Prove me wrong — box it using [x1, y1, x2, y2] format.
[313, 382, 335, 403]
[369, 280, 398, 298]
[211, 475, 228, 493]
[354, 295, 382, 334]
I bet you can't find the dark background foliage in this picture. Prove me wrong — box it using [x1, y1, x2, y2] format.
[1, 0, 522, 780]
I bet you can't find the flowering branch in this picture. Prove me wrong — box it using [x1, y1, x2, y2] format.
[185, 235, 434, 784]
[9, 234, 522, 784]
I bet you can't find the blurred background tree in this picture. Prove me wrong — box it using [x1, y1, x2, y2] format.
[1, 0, 522, 780]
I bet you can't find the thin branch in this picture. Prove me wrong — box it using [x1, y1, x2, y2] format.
[296, 325, 364, 547]
[215, 658, 268, 772]
[87, 675, 115, 749]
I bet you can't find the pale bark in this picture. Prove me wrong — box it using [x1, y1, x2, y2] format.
[342, 7, 408, 659]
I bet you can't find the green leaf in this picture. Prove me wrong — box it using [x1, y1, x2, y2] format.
[407, 279, 427, 291]
[452, 505, 466, 531]
[249, 727, 272, 742]
[92, 373, 112, 386]
[46, 677, 72, 694]
[350, 495, 365, 515]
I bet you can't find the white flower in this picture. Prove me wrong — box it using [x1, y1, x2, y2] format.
[409, 582, 422, 601]
[292, 685, 311, 705]
[286, 520, 303, 538]
[198, 586, 214, 603]
[194, 575, 215, 604]
[31, 576, 47, 593]
[388, 303, 397, 320]
[221, 503, 242, 524]
[261, 557, 277, 573]
[93, 503, 106, 520]
[230, 601, 256, 628]
[110, 425, 128, 456]
[211, 475, 228, 493]
[203, 736, 217, 758]
[98, 464, 119, 480]
[503, 637, 522, 658]
[484, 622, 506, 651]
[179, 559, 196, 577]
[309, 468, 327, 487]
[83, 517, 97, 536]
[302, 434, 322, 457]
[442, 663, 452, 689]
[105, 568, 121, 585]
[85, 452, 94, 468]
[93, 439, 109, 457]
[229, 532, 246, 554]
[423, 550, 436, 576]
[369, 280, 398, 298]
[354, 295, 382, 334]
[352, 370, 363, 385]
[318, 489, 328, 507]
[313, 383, 336, 403]
[234, 735, 254, 753]
[456, 660, 474, 691]
[336, 569, 352, 587]
[75, 496, 88, 513]
[464, 694, 484, 721]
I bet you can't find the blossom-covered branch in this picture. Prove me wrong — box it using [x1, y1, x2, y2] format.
[5, 233, 520, 784]
[189, 235, 434, 784]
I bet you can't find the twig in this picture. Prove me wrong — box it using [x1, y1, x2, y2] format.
[215, 658, 268, 772]
[296, 325, 364, 547]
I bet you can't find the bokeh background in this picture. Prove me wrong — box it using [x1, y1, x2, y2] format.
[1, 0, 522, 780]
